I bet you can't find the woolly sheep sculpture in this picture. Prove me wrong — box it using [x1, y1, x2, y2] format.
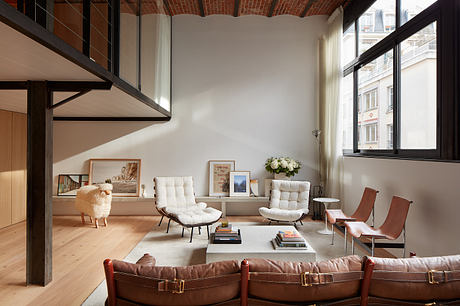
[75, 183, 113, 228]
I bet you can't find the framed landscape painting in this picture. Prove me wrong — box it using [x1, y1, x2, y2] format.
[229, 171, 250, 197]
[89, 159, 141, 197]
[208, 160, 235, 196]
[57, 174, 89, 196]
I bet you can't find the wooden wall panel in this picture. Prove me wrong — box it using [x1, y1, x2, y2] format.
[11, 112, 27, 224]
[0, 110, 12, 228]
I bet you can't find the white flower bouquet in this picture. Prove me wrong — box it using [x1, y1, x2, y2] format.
[264, 157, 301, 177]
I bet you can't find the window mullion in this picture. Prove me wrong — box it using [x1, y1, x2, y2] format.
[393, 43, 400, 154]
[353, 69, 359, 153]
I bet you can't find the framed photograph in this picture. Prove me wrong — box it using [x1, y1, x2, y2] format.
[229, 171, 250, 197]
[57, 174, 89, 196]
[208, 160, 235, 196]
[89, 159, 141, 197]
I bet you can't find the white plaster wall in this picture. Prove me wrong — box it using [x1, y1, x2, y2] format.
[342, 157, 460, 257]
[53, 15, 327, 214]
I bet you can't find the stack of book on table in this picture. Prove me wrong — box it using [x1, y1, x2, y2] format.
[213, 224, 241, 244]
[272, 230, 308, 250]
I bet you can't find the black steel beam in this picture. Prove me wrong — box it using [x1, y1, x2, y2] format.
[163, 0, 172, 16]
[47, 81, 112, 91]
[300, 0, 316, 18]
[53, 116, 171, 121]
[26, 81, 53, 286]
[198, 0, 205, 17]
[268, 0, 278, 17]
[0, 81, 28, 89]
[233, 0, 239, 17]
[51, 89, 91, 109]
[83, 0, 91, 56]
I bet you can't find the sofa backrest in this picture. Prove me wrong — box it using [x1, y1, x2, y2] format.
[154, 176, 196, 209]
[269, 180, 310, 211]
[367, 255, 460, 302]
[108, 259, 242, 306]
[246, 255, 363, 304]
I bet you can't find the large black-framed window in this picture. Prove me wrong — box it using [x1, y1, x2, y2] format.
[340, 0, 460, 160]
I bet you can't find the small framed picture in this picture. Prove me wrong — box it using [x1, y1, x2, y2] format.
[89, 158, 141, 197]
[229, 171, 250, 197]
[57, 174, 89, 196]
[209, 160, 236, 196]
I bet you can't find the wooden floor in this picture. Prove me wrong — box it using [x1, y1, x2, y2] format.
[0, 216, 158, 306]
[0, 215, 393, 306]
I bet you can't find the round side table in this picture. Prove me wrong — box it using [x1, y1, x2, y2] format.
[313, 197, 340, 235]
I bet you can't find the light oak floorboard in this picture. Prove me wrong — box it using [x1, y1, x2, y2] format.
[0, 216, 157, 306]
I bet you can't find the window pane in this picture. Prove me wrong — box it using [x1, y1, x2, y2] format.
[401, 0, 437, 26]
[342, 23, 356, 66]
[359, 0, 395, 55]
[342, 73, 354, 150]
[358, 50, 393, 150]
[400, 22, 437, 149]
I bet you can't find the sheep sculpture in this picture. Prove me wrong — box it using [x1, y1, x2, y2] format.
[75, 183, 113, 228]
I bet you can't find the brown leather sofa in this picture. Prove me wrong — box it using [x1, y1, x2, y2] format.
[103, 254, 460, 306]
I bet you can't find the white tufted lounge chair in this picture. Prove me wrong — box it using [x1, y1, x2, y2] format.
[259, 180, 310, 227]
[153, 177, 222, 242]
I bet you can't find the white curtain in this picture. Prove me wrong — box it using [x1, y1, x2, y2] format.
[319, 7, 343, 198]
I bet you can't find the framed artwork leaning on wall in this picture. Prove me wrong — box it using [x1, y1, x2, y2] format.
[208, 160, 235, 196]
[57, 174, 89, 196]
[89, 158, 141, 197]
[229, 171, 250, 197]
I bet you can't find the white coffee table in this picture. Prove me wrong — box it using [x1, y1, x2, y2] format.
[206, 225, 316, 263]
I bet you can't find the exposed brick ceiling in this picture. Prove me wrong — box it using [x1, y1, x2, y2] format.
[128, 0, 351, 17]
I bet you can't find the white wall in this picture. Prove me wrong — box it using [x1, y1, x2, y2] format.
[343, 157, 460, 257]
[53, 15, 327, 214]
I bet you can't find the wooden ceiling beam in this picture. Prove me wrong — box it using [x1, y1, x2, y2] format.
[268, 0, 278, 17]
[300, 0, 316, 18]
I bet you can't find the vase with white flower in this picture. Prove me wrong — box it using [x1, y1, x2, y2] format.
[265, 157, 301, 180]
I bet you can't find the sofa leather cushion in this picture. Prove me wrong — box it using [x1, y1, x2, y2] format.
[247, 255, 363, 303]
[368, 255, 460, 301]
[112, 259, 241, 305]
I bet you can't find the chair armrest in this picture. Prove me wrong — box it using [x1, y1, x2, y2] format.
[136, 253, 156, 266]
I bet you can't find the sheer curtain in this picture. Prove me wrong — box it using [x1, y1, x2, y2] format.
[319, 7, 343, 198]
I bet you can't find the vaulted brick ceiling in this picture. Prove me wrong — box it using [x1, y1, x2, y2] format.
[137, 0, 351, 17]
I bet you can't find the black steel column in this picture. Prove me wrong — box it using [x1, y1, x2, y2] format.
[26, 81, 53, 286]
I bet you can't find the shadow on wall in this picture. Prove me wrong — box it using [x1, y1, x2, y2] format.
[53, 121, 161, 163]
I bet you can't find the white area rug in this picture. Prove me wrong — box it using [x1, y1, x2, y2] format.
[82, 220, 365, 306]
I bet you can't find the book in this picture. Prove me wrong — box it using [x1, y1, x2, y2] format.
[274, 236, 306, 248]
[272, 239, 308, 250]
[277, 233, 304, 243]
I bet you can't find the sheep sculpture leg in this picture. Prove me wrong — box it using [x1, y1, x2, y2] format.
[80, 213, 85, 224]
[89, 216, 93, 223]
[95, 218, 99, 228]
[103, 218, 108, 227]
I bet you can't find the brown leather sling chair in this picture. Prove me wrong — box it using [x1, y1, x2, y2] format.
[326, 187, 379, 254]
[344, 195, 413, 257]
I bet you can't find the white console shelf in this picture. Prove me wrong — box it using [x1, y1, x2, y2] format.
[53, 196, 269, 217]
[196, 196, 269, 217]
